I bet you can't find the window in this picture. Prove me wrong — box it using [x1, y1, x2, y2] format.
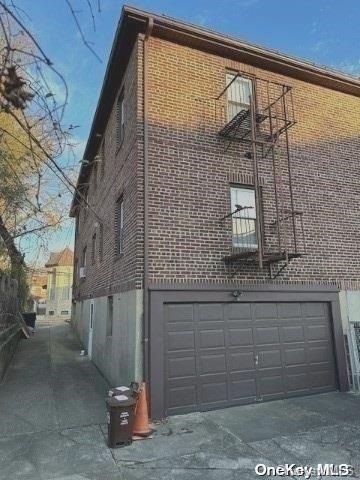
[100, 139, 105, 177]
[91, 232, 96, 265]
[61, 310, 69, 316]
[48, 310, 55, 316]
[99, 223, 104, 262]
[231, 186, 258, 250]
[115, 197, 124, 255]
[116, 90, 125, 147]
[82, 246, 87, 267]
[226, 73, 253, 120]
[106, 296, 113, 337]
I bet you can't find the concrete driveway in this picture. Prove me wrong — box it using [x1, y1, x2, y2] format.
[0, 319, 359, 480]
[116, 392, 360, 480]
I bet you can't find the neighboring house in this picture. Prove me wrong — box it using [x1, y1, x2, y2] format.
[70, 6, 360, 419]
[45, 248, 73, 321]
[27, 269, 47, 315]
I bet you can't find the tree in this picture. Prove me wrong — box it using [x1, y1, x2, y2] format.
[0, 2, 101, 308]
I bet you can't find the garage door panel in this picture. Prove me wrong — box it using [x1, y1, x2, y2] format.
[199, 329, 225, 348]
[167, 304, 194, 323]
[284, 347, 307, 366]
[198, 304, 223, 321]
[302, 302, 326, 318]
[310, 369, 337, 389]
[285, 372, 309, 392]
[258, 375, 284, 396]
[278, 302, 302, 318]
[199, 353, 226, 375]
[281, 325, 304, 343]
[167, 330, 195, 351]
[255, 326, 280, 344]
[308, 344, 334, 363]
[307, 324, 330, 341]
[167, 356, 196, 378]
[200, 381, 228, 405]
[229, 351, 255, 371]
[258, 349, 282, 368]
[228, 327, 253, 346]
[227, 303, 251, 320]
[252, 303, 278, 319]
[168, 384, 197, 411]
[230, 378, 257, 400]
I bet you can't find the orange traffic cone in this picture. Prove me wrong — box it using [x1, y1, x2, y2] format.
[132, 382, 152, 439]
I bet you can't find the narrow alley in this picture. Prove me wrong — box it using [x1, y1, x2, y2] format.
[0, 318, 116, 480]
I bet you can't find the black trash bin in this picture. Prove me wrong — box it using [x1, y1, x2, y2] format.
[106, 396, 137, 448]
[23, 312, 36, 329]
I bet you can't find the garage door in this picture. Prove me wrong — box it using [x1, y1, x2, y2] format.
[164, 301, 337, 415]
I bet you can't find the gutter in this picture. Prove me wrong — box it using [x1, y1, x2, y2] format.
[143, 17, 153, 384]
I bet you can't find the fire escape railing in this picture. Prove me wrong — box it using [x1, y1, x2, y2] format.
[216, 72, 305, 278]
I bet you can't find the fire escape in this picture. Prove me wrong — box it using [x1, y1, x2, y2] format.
[217, 72, 306, 278]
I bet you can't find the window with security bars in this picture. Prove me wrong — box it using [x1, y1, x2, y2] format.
[226, 73, 253, 121]
[230, 186, 258, 250]
[116, 90, 124, 148]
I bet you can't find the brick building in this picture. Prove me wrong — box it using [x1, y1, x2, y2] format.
[70, 6, 360, 418]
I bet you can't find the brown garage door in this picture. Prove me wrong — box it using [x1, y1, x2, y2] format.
[164, 301, 337, 415]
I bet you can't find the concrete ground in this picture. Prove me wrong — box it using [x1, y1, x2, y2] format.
[0, 319, 360, 480]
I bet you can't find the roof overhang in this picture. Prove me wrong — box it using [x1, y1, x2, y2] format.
[70, 5, 360, 215]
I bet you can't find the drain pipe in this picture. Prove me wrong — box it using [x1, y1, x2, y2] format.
[143, 17, 153, 385]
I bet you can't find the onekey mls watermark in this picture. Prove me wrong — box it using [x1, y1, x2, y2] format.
[255, 464, 355, 478]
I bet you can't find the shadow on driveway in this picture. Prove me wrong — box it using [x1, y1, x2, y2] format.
[0, 319, 359, 479]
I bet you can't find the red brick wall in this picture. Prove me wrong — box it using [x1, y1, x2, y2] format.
[73, 38, 144, 299]
[146, 36, 360, 287]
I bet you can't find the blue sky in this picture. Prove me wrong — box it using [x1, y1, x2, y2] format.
[20, 0, 360, 264]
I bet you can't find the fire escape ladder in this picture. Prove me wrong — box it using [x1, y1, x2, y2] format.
[217, 72, 305, 277]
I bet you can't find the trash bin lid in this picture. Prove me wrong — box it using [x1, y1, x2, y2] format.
[106, 396, 136, 407]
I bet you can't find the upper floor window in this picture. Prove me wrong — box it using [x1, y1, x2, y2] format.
[115, 196, 124, 255]
[230, 185, 257, 250]
[82, 246, 87, 268]
[226, 73, 253, 121]
[116, 90, 125, 148]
